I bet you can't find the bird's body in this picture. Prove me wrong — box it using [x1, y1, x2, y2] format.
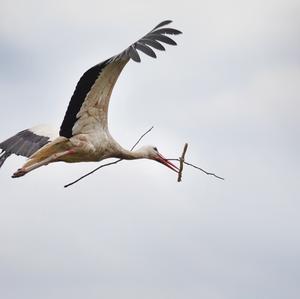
[0, 20, 181, 178]
[27, 131, 126, 165]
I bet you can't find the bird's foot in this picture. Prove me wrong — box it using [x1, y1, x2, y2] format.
[12, 168, 27, 178]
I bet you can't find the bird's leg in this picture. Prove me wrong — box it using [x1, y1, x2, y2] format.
[12, 149, 75, 178]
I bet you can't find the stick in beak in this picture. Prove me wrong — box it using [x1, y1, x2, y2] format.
[156, 153, 179, 173]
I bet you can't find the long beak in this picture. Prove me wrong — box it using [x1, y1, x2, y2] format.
[156, 153, 179, 173]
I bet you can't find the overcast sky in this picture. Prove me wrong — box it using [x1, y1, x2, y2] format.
[1, 0, 300, 298]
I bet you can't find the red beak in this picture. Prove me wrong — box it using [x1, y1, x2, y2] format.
[156, 153, 179, 173]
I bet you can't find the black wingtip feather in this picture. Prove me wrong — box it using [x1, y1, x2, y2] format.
[128, 46, 141, 62]
[151, 28, 182, 35]
[135, 43, 157, 58]
[122, 20, 181, 63]
[147, 34, 177, 45]
[153, 20, 173, 30]
[0, 151, 11, 168]
[140, 39, 166, 51]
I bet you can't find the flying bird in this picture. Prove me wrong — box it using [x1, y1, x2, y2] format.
[0, 20, 181, 178]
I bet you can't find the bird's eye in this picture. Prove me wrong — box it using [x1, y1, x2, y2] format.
[153, 147, 158, 152]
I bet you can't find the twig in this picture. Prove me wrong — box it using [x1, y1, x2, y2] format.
[64, 126, 154, 188]
[64, 159, 122, 188]
[168, 159, 224, 181]
[129, 126, 154, 151]
[183, 161, 224, 180]
[177, 143, 188, 182]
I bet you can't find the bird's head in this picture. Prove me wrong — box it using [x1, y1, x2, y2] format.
[139, 145, 179, 173]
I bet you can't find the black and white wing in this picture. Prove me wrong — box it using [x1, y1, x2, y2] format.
[59, 20, 182, 138]
[0, 125, 58, 168]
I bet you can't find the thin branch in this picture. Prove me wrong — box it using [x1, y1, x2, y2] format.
[130, 126, 154, 151]
[64, 159, 122, 188]
[177, 143, 188, 182]
[168, 158, 224, 181]
[64, 126, 154, 188]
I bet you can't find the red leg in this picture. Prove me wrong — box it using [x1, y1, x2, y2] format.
[12, 149, 75, 178]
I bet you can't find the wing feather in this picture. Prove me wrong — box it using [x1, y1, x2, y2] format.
[151, 28, 182, 35]
[0, 125, 58, 169]
[127, 46, 141, 62]
[139, 39, 166, 51]
[145, 34, 177, 45]
[135, 43, 157, 58]
[152, 20, 173, 30]
[59, 20, 182, 137]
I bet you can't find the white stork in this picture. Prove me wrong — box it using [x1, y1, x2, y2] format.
[0, 20, 181, 178]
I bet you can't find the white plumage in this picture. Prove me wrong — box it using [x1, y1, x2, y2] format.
[0, 20, 181, 178]
[28, 125, 58, 141]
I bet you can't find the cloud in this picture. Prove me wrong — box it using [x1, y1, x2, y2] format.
[189, 64, 300, 129]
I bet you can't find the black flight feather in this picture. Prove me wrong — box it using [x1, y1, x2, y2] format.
[59, 59, 110, 138]
[0, 129, 51, 168]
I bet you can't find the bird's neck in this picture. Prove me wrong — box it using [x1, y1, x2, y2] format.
[116, 147, 146, 160]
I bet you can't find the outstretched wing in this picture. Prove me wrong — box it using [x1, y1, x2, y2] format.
[0, 125, 58, 168]
[59, 20, 182, 138]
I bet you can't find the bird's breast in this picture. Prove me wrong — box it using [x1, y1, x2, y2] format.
[62, 132, 115, 163]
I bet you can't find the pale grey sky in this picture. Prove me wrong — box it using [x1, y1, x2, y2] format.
[1, 0, 299, 298]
